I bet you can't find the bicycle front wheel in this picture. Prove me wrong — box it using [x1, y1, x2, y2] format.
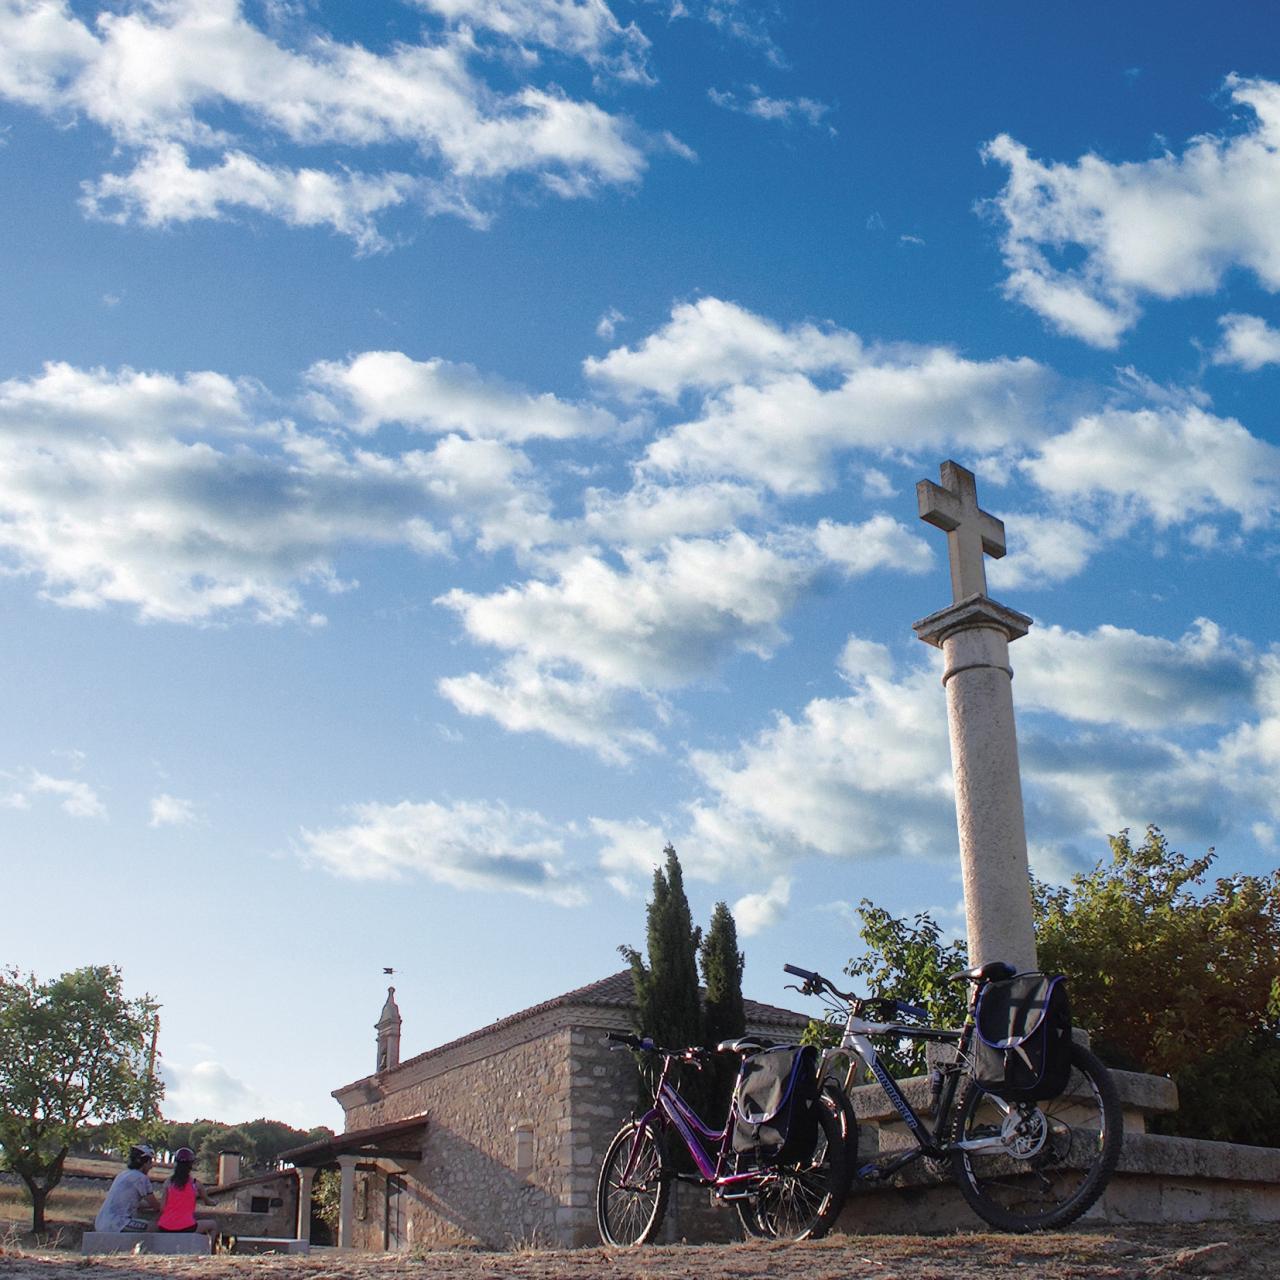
[596, 1120, 670, 1246]
[741, 1091, 850, 1241]
[949, 1041, 1122, 1232]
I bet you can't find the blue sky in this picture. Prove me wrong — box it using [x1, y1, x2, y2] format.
[2, 0, 1278, 1131]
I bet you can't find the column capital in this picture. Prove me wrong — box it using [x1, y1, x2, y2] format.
[913, 593, 1032, 650]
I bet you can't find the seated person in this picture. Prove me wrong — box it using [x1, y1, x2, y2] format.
[155, 1147, 217, 1240]
[95, 1144, 160, 1232]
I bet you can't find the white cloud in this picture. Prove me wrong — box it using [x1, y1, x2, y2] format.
[82, 143, 423, 254]
[437, 531, 812, 689]
[984, 75, 1280, 345]
[578, 480, 764, 548]
[733, 876, 791, 936]
[595, 307, 626, 341]
[1024, 405, 1280, 529]
[25, 771, 108, 819]
[707, 86, 831, 130]
[161, 1059, 257, 1122]
[1213, 312, 1280, 371]
[669, 614, 1276, 883]
[813, 514, 934, 577]
[299, 798, 584, 904]
[0, 0, 649, 246]
[413, 0, 652, 82]
[588, 298, 1049, 495]
[150, 793, 197, 827]
[0, 359, 553, 623]
[986, 513, 1101, 589]
[592, 816, 669, 894]
[1016, 619, 1258, 729]
[439, 659, 660, 763]
[687, 648, 956, 866]
[585, 296, 866, 401]
[307, 350, 617, 440]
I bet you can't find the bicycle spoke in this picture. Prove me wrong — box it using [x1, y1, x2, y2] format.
[596, 1122, 669, 1247]
[949, 1042, 1122, 1232]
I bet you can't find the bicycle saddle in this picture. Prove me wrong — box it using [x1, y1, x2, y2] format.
[717, 1036, 776, 1053]
[949, 960, 1018, 984]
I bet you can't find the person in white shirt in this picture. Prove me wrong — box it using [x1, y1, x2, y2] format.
[95, 1144, 161, 1232]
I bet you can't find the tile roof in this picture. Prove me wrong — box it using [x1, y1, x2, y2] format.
[277, 1115, 428, 1167]
[336, 969, 808, 1094]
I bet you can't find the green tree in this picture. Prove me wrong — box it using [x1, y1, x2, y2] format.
[311, 1168, 341, 1242]
[1034, 825, 1280, 1145]
[620, 844, 704, 1052]
[241, 1118, 331, 1168]
[842, 900, 969, 1076]
[700, 901, 746, 1120]
[196, 1124, 256, 1181]
[0, 965, 162, 1235]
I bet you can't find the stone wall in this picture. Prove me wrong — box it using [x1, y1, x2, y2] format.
[559, 1023, 741, 1247]
[340, 1013, 745, 1249]
[344, 1026, 575, 1249]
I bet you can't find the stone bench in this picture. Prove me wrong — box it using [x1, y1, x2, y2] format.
[228, 1237, 310, 1254]
[81, 1231, 212, 1255]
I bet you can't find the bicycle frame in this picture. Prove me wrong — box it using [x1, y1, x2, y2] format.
[621, 1053, 774, 1199]
[824, 1003, 1014, 1178]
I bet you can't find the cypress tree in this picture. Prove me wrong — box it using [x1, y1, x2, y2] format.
[620, 844, 703, 1051]
[700, 901, 746, 1122]
[700, 901, 746, 1047]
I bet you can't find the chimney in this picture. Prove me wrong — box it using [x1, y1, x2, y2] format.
[376, 986, 402, 1073]
[217, 1151, 241, 1185]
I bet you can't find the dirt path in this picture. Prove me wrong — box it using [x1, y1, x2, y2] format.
[3, 1225, 1279, 1280]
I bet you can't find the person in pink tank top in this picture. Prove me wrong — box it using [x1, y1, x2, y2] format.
[156, 1148, 218, 1241]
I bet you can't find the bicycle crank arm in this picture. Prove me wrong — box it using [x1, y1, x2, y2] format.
[951, 1134, 1013, 1153]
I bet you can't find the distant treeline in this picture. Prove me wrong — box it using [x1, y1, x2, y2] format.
[74, 1117, 335, 1178]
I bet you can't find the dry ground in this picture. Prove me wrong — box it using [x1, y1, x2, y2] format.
[3, 1224, 1279, 1280]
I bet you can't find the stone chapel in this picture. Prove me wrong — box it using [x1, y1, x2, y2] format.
[279, 973, 808, 1251]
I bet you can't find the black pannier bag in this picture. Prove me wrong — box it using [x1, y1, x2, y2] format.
[972, 972, 1073, 1102]
[731, 1044, 819, 1162]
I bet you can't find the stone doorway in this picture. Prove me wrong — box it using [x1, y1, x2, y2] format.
[385, 1174, 407, 1251]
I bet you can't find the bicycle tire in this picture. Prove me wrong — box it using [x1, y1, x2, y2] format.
[596, 1120, 670, 1246]
[949, 1040, 1122, 1232]
[737, 1089, 850, 1240]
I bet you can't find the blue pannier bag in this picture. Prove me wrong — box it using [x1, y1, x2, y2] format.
[731, 1044, 819, 1162]
[972, 972, 1073, 1102]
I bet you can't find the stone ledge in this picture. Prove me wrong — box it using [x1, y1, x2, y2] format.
[229, 1237, 310, 1254]
[847, 1067, 1177, 1124]
[1119, 1132, 1280, 1182]
[81, 1231, 212, 1255]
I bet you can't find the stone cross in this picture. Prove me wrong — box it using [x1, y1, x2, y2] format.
[913, 460, 1037, 972]
[917, 460, 1006, 603]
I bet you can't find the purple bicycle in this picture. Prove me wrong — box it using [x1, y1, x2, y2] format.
[594, 1032, 850, 1246]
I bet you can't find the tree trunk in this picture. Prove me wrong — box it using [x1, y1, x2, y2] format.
[23, 1178, 48, 1237]
[19, 1147, 67, 1238]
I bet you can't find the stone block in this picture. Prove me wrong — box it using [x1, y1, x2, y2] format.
[82, 1232, 212, 1255]
[229, 1237, 311, 1254]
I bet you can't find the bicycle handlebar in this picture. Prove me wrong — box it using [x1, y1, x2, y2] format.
[784, 963, 929, 1022]
[603, 1032, 711, 1065]
[783, 962, 819, 984]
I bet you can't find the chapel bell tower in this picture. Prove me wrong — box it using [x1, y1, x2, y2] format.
[376, 986, 401, 1073]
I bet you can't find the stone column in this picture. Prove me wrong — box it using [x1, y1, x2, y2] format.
[337, 1154, 359, 1249]
[915, 596, 1037, 971]
[295, 1166, 316, 1242]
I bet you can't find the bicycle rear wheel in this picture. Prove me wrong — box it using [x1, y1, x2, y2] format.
[738, 1091, 850, 1240]
[596, 1120, 670, 1246]
[949, 1041, 1122, 1232]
